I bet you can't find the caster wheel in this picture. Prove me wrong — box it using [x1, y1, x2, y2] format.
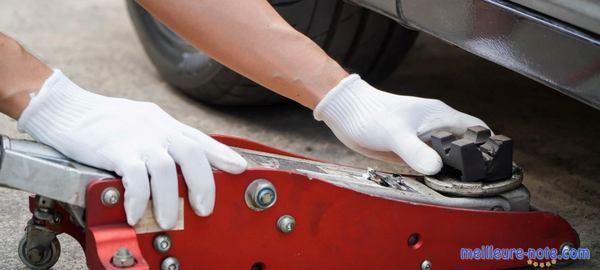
[18, 236, 61, 270]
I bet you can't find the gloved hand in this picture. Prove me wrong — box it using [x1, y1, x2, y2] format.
[314, 74, 489, 175]
[18, 70, 247, 229]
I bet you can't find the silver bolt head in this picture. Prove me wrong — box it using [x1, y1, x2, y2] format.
[52, 215, 62, 224]
[257, 188, 275, 206]
[161, 256, 180, 270]
[153, 234, 172, 253]
[101, 187, 120, 206]
[277, 214, 296, 234]
[111, 247, 135, 267]
[421, 260, 432, 270]
[560, 242, 573, 255]
[245, 179, 277, 211]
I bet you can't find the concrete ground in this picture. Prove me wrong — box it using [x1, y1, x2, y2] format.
[0, 0, 598, 269]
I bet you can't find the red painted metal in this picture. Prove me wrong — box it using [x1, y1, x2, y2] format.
[86, 225, 149, 269]
[84, 179, 149, 269]
[29, 135, 579, 270]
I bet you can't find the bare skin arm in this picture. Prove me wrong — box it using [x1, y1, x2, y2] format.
[0, 33, 52, 119]
[136, 0, 349, 109]
[0, 0, 347, 117]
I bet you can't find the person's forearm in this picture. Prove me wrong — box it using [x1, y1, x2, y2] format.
[136, 0, 349, 109]
[0, 33, 52, 119]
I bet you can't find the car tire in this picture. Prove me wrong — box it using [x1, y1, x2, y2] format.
[127, 0, 418, 105]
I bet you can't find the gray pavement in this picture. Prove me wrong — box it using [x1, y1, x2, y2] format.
[1, 0, 598, 269]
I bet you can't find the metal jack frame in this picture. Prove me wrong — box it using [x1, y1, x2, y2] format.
[0, 134, 579, 269]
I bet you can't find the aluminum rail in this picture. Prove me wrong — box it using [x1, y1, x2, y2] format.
[0, 136, 113, 207]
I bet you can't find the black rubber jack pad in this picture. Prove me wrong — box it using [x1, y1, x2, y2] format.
[431, 126, 513, 182]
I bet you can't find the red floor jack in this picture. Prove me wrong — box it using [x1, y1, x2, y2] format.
[0, 127, 578, 269]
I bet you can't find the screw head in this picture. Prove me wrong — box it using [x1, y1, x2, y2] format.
[257, 188, 275, 207]
[101, 187, 120, 207]
[161, 256, 180, 270]
[153, 234, 172, 253]
[111, 247, 135, 267]
[560, 242, 573, 255]
[52, 215, 62, 224]
[245, 179, 277, 211]
[421, 260, 432, 270]
[277, 214, 296, 234]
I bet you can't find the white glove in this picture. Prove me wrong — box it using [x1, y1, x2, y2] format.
[314, 74, 489, 175]
[18, 70, 247, 229]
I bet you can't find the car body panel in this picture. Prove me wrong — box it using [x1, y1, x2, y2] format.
[511, 0, 600, 34]
[346, 0, 600, 109]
